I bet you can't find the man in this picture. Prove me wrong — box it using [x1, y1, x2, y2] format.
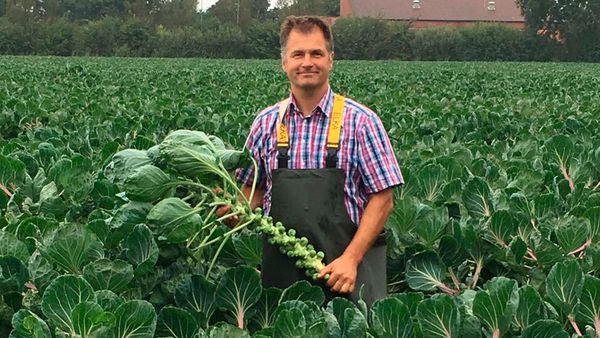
[234, 16, 403, 306]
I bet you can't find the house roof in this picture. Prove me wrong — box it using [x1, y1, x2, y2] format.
[342, 0, 525, 22]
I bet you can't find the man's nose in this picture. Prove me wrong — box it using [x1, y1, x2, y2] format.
[301, 53, 314, 66]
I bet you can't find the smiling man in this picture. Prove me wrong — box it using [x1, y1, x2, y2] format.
[235, 16, 404, 306]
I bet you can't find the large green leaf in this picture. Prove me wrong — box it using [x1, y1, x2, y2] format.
[371, 297, 413, 338]
[249, 287, 282, 330]
[47, 155, 94, 201]
[416, 164, 447, 203]
[233, 232, 262, 267]
[521, 319, 569, 338]
[279, 280, 325, 306]
[273, 308, 306, 338]
[0, 231, 29, 262]
[156, 306, 201, 338]
[105, 149, 151, 188]
[472, 277, 518, 337]
[462, 177, 494, 219]
[107, 201, 153, 248]
[584, 207, 600, 242]
[405, 251, 447, 292]
[175, 275, 216, 327]
[577, 276, 600, 333]
[544, 135, 573, 173]
[71, 301, 114, 337]
[82, 259, 134, 293]
[416, 294, 460, 338]
[387, 197, 421, 235]
[216, 266, 262, 329]
[122, 224, 158, 275]
[41, 275, 96, 333]
[124, 164, 175, 202]
[111, 300, 157, 338]
[0, 256, 29, 294]
[40, 224, 104, 274]
[325, 297, 367, 338]
[488, 210, 516, 247]
[554, 216, 589, 254]
[9, 309, 51, 338]
[545, 260, 584, 317]
[146, 197, 201, 244]
[207, 322, 250, 338]
[414, 206, 449, 245]
[513, 285, 545, 331]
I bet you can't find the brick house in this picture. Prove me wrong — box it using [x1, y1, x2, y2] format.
[339, 0, 525, 29]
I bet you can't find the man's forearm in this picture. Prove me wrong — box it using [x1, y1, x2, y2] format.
[241, 184, 265, 210]
[342, 188, 394, 264]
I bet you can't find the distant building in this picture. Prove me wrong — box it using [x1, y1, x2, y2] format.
[340, 0, 525, 29]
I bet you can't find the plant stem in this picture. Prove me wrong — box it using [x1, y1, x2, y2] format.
[206, 219, 253, 276]
[492, 329, 500, 338]
[247, 156, 259, 209]
[199, 219, 252, 248]
[0, 182, 12, 197]
[568, 238, 592, 257]
[448, 268, 461, 291]
[471, 257, 483, 289]
[568, 314, 582, 337]
[594, 180, 600, 190]
[559, 162, 575, 192]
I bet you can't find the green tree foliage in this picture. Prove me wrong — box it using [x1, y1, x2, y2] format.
[59, 0, 130, 20]
[517, 0, 600, 61]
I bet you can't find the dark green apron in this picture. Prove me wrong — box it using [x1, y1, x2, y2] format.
[261, 96, 387, 307]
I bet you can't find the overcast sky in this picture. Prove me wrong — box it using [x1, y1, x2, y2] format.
[198, 0, 279, 11]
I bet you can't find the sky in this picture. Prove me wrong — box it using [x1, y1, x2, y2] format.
[198, 0, 279, 12]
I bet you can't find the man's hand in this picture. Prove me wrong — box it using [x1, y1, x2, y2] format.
[318, 254, 359, 294]
[215, 205, 240, 228]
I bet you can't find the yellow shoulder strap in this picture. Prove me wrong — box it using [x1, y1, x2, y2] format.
[276, 98, 290, 148]
[327, 94, 345, 149]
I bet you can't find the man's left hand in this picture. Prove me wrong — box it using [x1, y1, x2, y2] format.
[318, 254, 359, 294]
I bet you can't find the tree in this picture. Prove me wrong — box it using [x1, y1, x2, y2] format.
[59, 0, 130, 21]
[516, 0, 600, 60]
[0, 0, 6, 16]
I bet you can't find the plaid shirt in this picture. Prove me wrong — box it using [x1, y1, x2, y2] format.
[236, 86, 404, 225]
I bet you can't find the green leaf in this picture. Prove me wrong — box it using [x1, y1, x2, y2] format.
[47, 155, 94, 201]
[216, 266, 262, 329]
[207, 322, 250, 338]
[105, 149, 151, 188]
[124, 164, 175, 202]
[279, 280, 325, 306]
[554, 216, 589, 254]
[371, 297, 413, 338]
[9, 309, 51, 338]
[41, 275, 96, 332]
[156, 306, 201, 338]
[583, 207, 600, 242]
[472, 277, 518, 337]
[521, 319, 569, 338]
[462, 176, 494, 219]
[112, 300, 157, 338]
[273, 308, 306, 338]
[0, 256, 29, 294]
[405, 251, 447, 292]
[147, 197, 201, 244]
[416, 164, 447, 202]
[416, 294, 460, 338]
[414, 206, 449, 245]
[95, 290, 124, 313]
[216, 149, 249, 171]
[514, 285, 545, 331]
[82, 259, 134, 293]
[0, 154, 26, 189]
[387, 197, 420, 234]
[544, 135, 573, 172]
[176, 275, 216, 327]
[250, 287, 282, 330]
[71, 301, 113, 337]
[0, 231, 30, 262]
[577, 276, 600, 331]
[40, 224, 104, 274]
[326, 297, 367, 338]
[488, 210, 516, 247]
[233, 232, 262, 267]
[107, 201, 153, 248]
[122, 224, 158, 275]
[545, 260, 584, 316]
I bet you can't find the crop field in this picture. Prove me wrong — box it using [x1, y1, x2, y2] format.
[1, 56, 600, 337]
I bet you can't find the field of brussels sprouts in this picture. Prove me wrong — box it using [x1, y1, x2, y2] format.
[1, 56, 600, 338]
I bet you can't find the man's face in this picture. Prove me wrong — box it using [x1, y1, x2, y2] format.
[282, 28, 333, 93]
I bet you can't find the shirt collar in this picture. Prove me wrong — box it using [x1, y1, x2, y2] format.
[287, 86, 334, 118]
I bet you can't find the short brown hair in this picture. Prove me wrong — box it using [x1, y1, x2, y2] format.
[279, 16, 334, 56]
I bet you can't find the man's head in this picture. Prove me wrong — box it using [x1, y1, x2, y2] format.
[279, 16, 334, 94]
